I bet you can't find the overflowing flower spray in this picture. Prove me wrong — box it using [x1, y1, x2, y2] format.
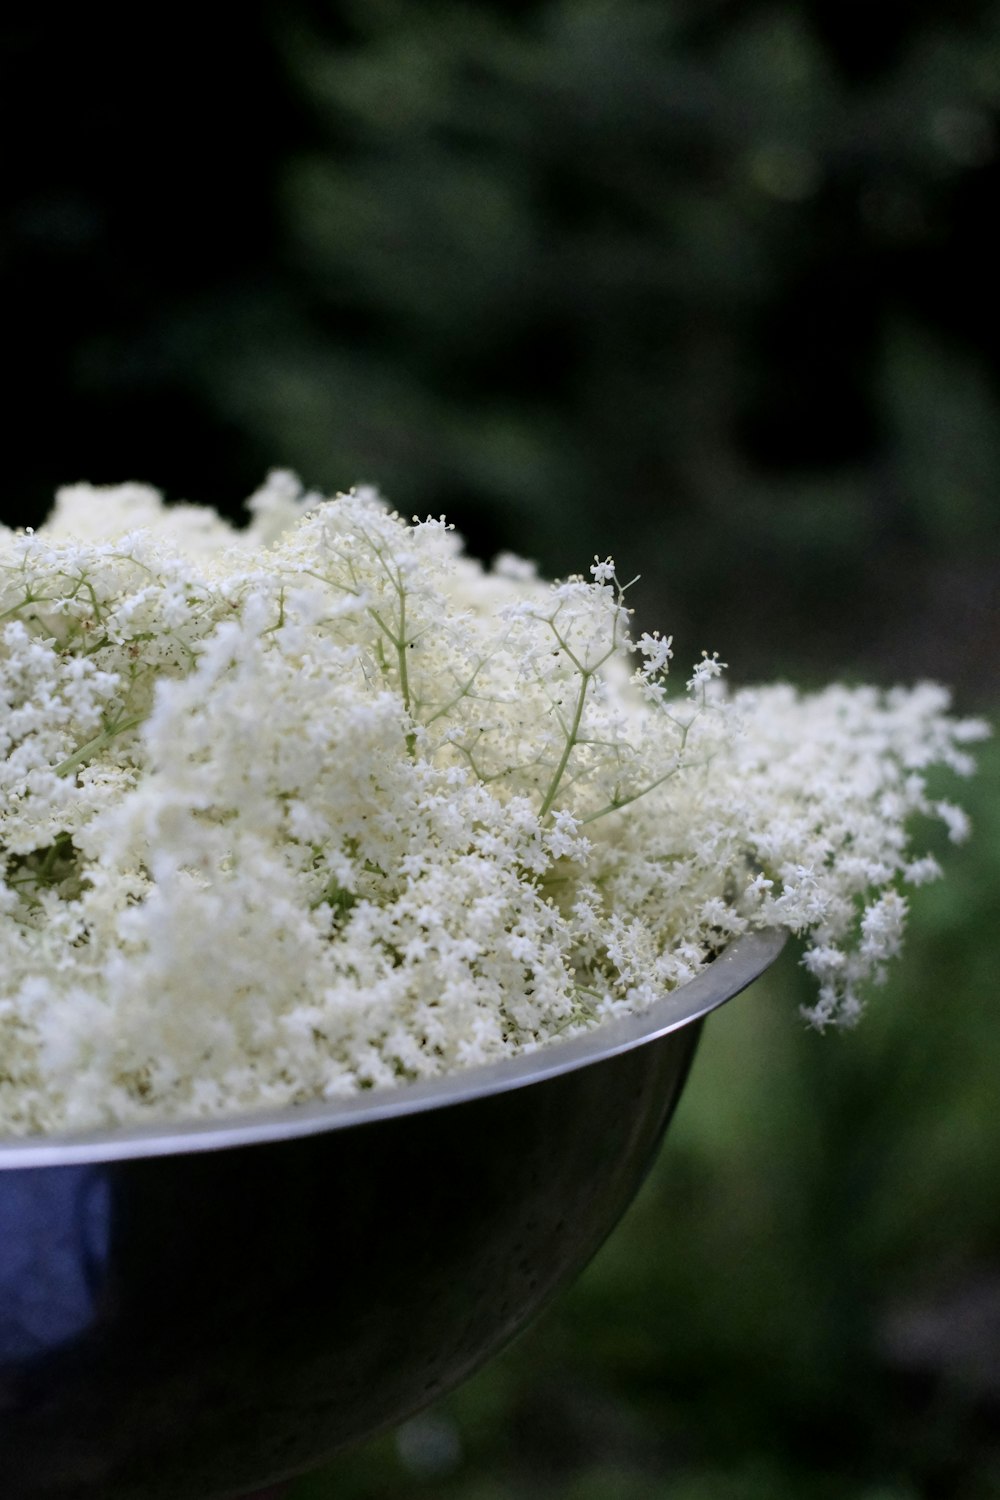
[0, 475, 987, 1134]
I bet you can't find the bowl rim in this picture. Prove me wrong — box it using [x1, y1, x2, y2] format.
[0, 928, 785, 1169]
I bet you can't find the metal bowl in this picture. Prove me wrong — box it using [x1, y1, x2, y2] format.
[0, 929, 784, 1500]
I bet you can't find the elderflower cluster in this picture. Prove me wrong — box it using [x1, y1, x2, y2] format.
[0, 475, 988, 1135]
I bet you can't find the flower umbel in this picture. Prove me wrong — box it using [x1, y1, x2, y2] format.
[0, 475, 988, 1134]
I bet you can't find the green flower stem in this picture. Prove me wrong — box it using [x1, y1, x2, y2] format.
[538, 667, 592, 818]
[55, 714, 146, 778]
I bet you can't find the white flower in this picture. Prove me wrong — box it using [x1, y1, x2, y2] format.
[636, 631, 673, 675]
[934, 799, 971, 843]
[687, 651, 726, 690]
[0, 476, 987, 1135]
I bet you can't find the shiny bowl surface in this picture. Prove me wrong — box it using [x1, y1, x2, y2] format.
[0, 929, 784, 1500]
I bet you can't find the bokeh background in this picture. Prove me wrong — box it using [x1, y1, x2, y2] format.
[3, 2, 999, 1495]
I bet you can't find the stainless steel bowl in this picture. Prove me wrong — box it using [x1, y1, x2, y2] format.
[0, 929, 784, 1500]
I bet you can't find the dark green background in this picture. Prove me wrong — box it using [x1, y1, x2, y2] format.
[2, 3, 998, 1494]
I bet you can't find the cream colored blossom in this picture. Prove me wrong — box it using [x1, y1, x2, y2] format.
[0, 476, 988, 1135]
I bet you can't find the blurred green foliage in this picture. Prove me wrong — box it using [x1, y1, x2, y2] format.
[4, 1, 999, 693]
[209, 0, 1000, 692]
[290, 737, 1000, 1500]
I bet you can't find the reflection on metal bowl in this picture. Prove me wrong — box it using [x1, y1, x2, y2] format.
[0, 929, 784, 1500]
